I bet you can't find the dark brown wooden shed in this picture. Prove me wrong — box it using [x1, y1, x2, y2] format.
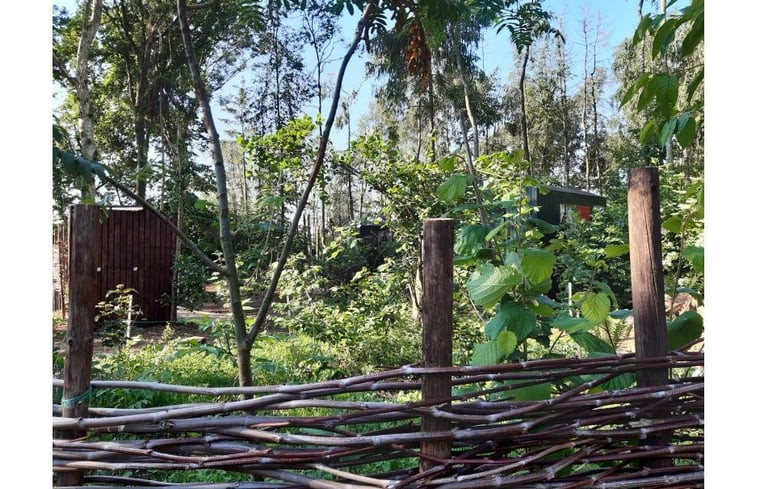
[94, 207, 176, 322]
[528, 185, 607, 225]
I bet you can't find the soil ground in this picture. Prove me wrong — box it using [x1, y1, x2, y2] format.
[53, 287, 262, 356]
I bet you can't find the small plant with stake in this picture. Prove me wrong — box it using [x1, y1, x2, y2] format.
[95, 284, 142, 348]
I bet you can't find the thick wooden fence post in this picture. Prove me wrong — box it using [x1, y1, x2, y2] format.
[420, 218, 454, 471]
[627, 167, 670, 468]
[58, 204, 101, 486]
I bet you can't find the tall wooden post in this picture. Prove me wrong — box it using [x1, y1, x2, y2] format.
[627, 167, 670, 468]
[58, 204, 101, 486]
[628, 167, 669, 386]
[420, 219, 454, 471]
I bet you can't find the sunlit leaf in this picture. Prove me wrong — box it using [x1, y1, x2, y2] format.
[581, 292, 611, 324]
[521, 249, 555, 285]
[604, 244, 629, 258]
[438, 174, 472, 203]
[467, 264, 520, 309]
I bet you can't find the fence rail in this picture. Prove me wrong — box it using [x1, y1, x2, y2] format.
[53, 352, 704, 489]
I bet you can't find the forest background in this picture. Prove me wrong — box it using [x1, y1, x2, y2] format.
[0, 1, 752, 485]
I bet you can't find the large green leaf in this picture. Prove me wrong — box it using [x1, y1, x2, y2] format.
[639, 119, 658, 146]
[604, 244, 629, 258]
[496, 330, 518, 358]
[652, 17, 681, 57]
[659, 118, 677, 146]
[682, 246, 704, 275]
[581, 292, 611, 324]
[552, 316, 594, 334]
[662, 215, 683, 233]
[436, 154, 457, 172]
[471, 340, 499, 366]
[438, 174, 472, 203]
[570, 332, 615, 354]
[521, 249, 555, 285]
[655, 74, 680, 118]
[675, 113, 697, 147]
[484, 302, 536, 342]
[455, 224, 490, 256]
[667, 310, 703, 350]
[467, 264, 520, 309]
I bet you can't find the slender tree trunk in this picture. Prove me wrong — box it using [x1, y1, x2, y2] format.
[591, 14, 602, 194]
[135, 114, 148, 198]
[454, 34, 480, 160]
[660, 0, 674, 165]
[458, 116, 488, 225]
[74, 0, 102, 200]
[518, 46, 532, 170]
[243, 2, 375, 350]
[428, 66, 437, 161]
[177, 0, 251, 388]
[582, 16, 590, 191]
[556, 35, 571, 186]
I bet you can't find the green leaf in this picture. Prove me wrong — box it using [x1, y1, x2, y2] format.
[502, 379, 552, 401]
[471, 340, 499, 366]
[496, 330, 518, 358]
[438, 174, 472, 203]
[652, 17, 681, 58]
[581, 292, 611, 324]
[455, 224, 490, 256]
[682, 246, 704, 275]
[604, 244, 629, 258]
[467, 264, 520, 309]
[527, 217, 560, 234]
[680, 16, 703, 57]
[521, 249, 555, 285]
[620, 73, 649, 107]
[636, 76, 659, 112]
[667, 310, 703, 350]
[655, 75, 680, 118]
[639, 119, 658, 146]
[659, 118, 677, 146]
[675, 114, 697, 147]
[552, 316, 594, 334]
[632, 15, 651, 45]
[687, 69, 704, 102]
[484, 221, 507, 241]
[437, 155, 457, 172]
[485, 302, 536, 342]
[662, 216, 683, 233]
[571, 332, 615, 354]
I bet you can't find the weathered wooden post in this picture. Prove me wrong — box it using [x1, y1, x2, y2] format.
[628, 167, 669, 386]
[627, 167, 670, 468]
[420, 218, 454, 471]
[58, 204, 101, 486]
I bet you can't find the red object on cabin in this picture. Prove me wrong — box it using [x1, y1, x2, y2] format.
[575, 205, 592, 221]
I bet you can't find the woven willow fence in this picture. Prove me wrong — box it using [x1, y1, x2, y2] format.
[53, 351, 703, 489]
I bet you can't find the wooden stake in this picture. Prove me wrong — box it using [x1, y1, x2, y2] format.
[420, 219, 454, 471]
[58, 204, 101, 486]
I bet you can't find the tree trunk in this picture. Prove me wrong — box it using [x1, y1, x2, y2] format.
[74, 0, 103, 200]
[518, 46, 532, 170]
[454, 34, 480, 160]
[428, 66, 437, 161]
[177, 0, 251, 389]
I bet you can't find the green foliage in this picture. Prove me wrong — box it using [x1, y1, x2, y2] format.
[621, 0, 704, 148]
[95, 285, 142, 348]
[272, 247, 420, 376]
[169, 254, 212, 311]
